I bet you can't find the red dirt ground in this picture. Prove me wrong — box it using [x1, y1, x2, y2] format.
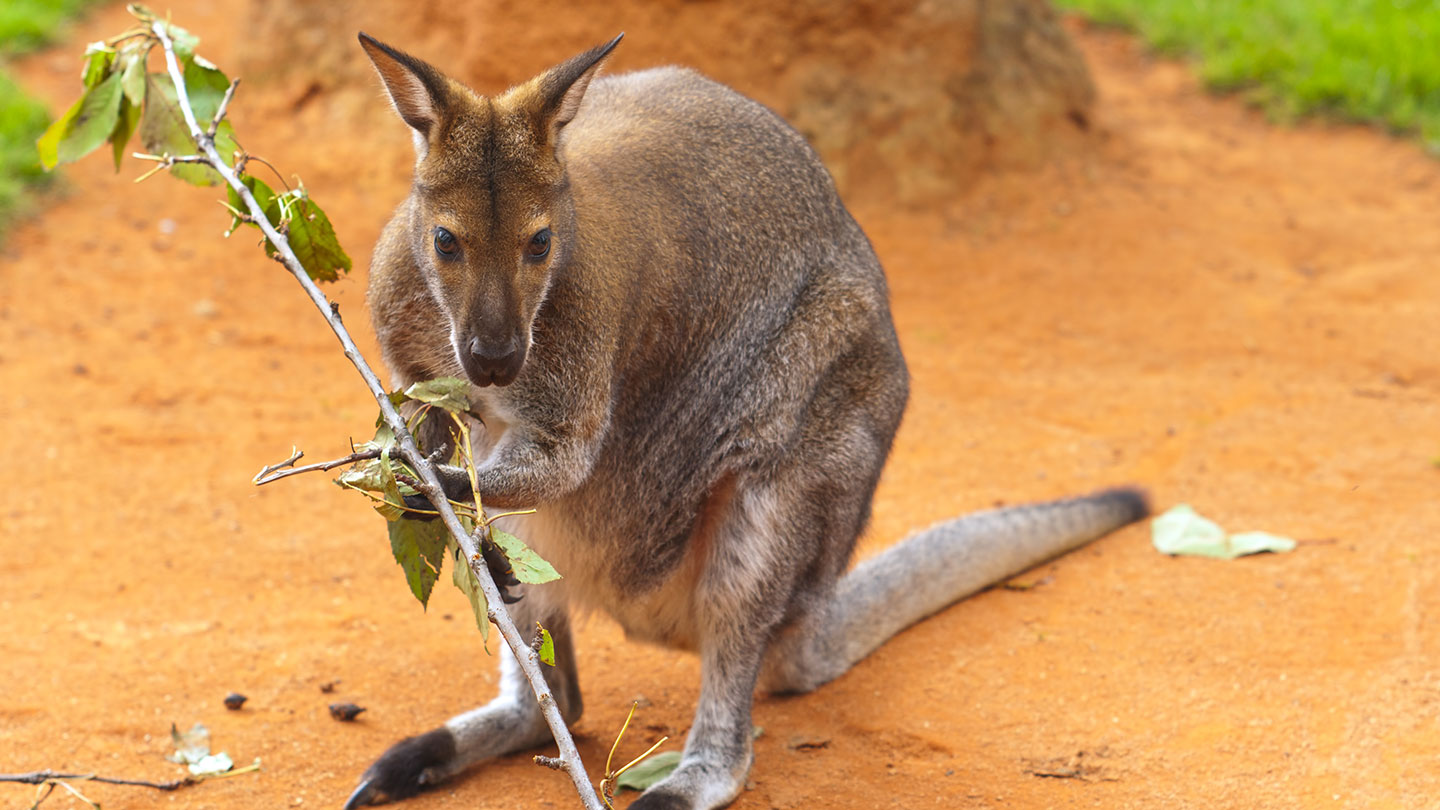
[3, 4, 1439, 810]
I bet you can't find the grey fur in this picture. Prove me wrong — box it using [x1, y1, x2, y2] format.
[352, 35, 1149, 810]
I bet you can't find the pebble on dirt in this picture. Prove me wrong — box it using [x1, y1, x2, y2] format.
[223, 692, 248, 710]
[329, 703, 366, 722]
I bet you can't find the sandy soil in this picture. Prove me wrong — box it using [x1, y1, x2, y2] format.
[3, 4, 1439, 810]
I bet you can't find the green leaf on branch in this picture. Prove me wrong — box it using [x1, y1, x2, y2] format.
[36, 70, 124, 170]
[139, 69, 237, 186]
[386, 389, 412, 411]
[364, 419, 397, 450]
[81, 42, 115, 89]
[111, 95, 142, 170]
[181, 57, 234, 122]
[452, 548, 491, 644]
[335, 462, 383, 492]
[491, 528, 561, 584]
[226, 174, 351, 282]
[403, 377, 472, 415]
[537, 625, 556, 666]
[226, 173, 279, 234]
[388, 516, 447, 607]
[374, 447, 407, 521]
[337, 457, 417, 496]
[167, 23, 200, 62]
[119, 46, 147, 106]
[272, 185, 352, 282]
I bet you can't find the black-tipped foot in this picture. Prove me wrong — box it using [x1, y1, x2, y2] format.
[342, 728, 457, 808]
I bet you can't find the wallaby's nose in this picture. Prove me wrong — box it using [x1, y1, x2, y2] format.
[465, 336, 523, 387]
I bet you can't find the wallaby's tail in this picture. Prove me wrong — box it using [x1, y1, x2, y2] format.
[763, 487, 1150, 693]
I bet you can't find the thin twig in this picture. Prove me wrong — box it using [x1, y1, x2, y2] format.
[132, 152, 210, 165]
[209, 79, 239, 139]
[131, 152, 213, 184]
[334, 479, 444, 517]
[597, 702, 669, 808]
[485, 507, 539, 525]
[132, 160, 169, 183]
[191, 760, 262, 781]
[47, 780, 98, 809]
[253, 446, 382, 485]
[0, 771, 193, 790]
[148, 18, 604, 810]
[27, 781, 55, 810]
[244, 154, 292, 192]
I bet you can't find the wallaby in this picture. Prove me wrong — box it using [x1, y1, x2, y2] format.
[347, 32, 1149, 810]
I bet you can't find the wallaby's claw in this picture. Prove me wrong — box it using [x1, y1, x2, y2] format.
[341, 778, 379, 809]
[480, 536, 524, 604]
[400, 492, 439, 520]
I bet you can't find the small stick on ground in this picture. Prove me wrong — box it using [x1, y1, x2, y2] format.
[0, 771, 195, 790]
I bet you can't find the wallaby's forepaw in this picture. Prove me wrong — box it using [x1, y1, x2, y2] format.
[342, 728, 457, 808]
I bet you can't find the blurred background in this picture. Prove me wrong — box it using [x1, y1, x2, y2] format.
[2, 2, 1438, 810]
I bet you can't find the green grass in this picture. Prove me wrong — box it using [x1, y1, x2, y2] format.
[1056, 0, 1440, 151]
[0, 72, 51, 227]
[0, 0, 98, 54]
[0, 0, 102, 241]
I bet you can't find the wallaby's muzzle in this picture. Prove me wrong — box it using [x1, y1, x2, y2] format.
[460, 334, 525, 387]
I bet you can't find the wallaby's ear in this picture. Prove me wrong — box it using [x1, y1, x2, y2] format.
[531, 34, 624, 145]
[358, 33, 452, 144]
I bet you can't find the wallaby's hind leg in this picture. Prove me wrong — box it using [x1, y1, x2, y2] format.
[343, 605, 581, 809]
[633, 378, 899, 809]
[762, 488, 1150, 695]
[626, 485, 793, 810]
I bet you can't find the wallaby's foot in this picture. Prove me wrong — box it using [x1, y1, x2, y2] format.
[342, 728, 456, 808]
[629, 757, 750, 810]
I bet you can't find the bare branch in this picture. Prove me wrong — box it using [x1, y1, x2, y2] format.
[253, 446, 382, 485]
[209, 78, 239, 139]
[148, 19, 604, 809]
[253, 446, 302, 480]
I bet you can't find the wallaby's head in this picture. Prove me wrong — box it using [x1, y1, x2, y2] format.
[359, 33, 621, 387]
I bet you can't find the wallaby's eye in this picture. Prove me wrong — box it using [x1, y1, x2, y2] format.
[434, 227, 458, 257]
[525, 228, 551, 260]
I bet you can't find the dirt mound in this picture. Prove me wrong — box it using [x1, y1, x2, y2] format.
[243, 0, 1094, 204]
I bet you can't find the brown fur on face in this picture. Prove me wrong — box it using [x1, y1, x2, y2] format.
[360, 34, 617, 386]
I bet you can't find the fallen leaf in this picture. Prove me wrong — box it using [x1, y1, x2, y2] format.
[188, 752, 233, 776]
[1151, 504, 1296, 559]
[615, 750, 681, 791]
